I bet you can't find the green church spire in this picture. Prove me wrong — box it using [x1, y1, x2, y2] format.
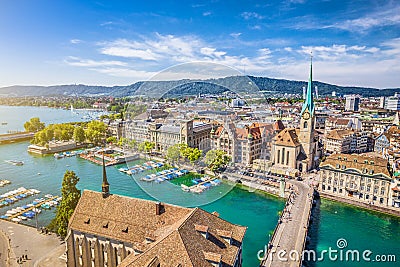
[301, 55, 315, 116]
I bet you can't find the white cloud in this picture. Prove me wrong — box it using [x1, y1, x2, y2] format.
[64, 56, 127, 67]
[230, 32, 242, 38]
[70, 39, 82, 44]
[65, 33, 400, 88]
[327, 4, 400, 32]
[203, 11, 212, 16]
[241, 12, 265, 20]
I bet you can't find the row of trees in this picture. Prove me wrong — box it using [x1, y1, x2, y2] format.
[27, 118, 108, 146]
[165, 143, 230, 172]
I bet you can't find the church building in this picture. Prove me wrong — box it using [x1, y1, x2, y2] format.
[270, 58, 322, 176]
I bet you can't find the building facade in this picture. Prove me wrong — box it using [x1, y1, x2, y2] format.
[345, 95, 361, 112]
[319, 153, 395, 208]
[211, 122, 263, 165]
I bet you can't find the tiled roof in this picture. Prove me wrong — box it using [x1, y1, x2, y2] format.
[273, 128, 300, 147]
[320, 153, 391, 178]
[70, 191, 246, 267]
[326, 129, 354, 140]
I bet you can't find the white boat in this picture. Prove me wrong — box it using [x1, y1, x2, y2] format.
[4, 160, 24, 166]
[54, 153, 64, 159]
[18, 215, 27, 220]
[11, 218, 21, 223]
[181, 184, 190, 192]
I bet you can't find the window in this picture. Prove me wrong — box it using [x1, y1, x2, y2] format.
[304, 121, 308, 128]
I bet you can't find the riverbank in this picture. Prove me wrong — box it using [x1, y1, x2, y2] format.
[320, 192, 400, 218]
[0, 220, 64, 266]
[0, 132, 34, 145]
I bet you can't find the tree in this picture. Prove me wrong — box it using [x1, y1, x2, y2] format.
[138, 141, 155, 154]
[24, 117, 45, 132]
[48, 170, 81, 238]
[106, 136, 117, 144]
[187, 147, 202, 165]
[166, 144, 181, 164]
[73, 126, 85, 143]
[85, 121, 107, 145]
[205, 149, 231, 173]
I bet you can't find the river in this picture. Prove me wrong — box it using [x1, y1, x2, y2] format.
[0, 105, 399, 267]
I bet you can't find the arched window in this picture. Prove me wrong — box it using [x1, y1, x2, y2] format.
[303, 121, 308, 129]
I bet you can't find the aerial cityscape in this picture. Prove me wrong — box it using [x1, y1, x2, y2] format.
[0, 0, 399, 267]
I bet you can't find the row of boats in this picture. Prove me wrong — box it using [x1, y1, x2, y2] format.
[0, 179, 11, 187]
[119, 161, 165, 175]
[181, 177, 221, 193]
[1, 195, 61, 223]
[54, 151, 79, 159]
[141, 168, 190, 183]
[0, 187, 41, 208]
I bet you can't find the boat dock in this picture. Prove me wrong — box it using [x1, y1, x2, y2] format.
[0, 132, 34, 144]
[260, 181, 314, 267]
[5, 195, 59, 221]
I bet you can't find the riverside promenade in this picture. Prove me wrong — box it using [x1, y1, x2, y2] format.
[260, 180, 314, 267]
[0, 220, 65, 267]
[0, 132, 34, 144]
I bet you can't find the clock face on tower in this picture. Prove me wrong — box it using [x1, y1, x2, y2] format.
[302, 111, 310, 120]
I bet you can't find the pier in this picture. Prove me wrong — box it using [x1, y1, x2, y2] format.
[0, 131, 34, 144]
[260, 181, 314, 267]
[4, 195, 59, 221]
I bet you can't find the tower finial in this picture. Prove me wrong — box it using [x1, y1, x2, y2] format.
[102, 154, 110, 198]
[300, 56, 315, 117]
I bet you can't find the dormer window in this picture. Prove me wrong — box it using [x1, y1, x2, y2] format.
[84, 218, 90, 224]
[369, 169, 374, 175]
[195, 224, 209, 239]
[145, 235, 156, 244]
[341, 165, 346, 170]
[336, 164, 340, 169]
[203, 251, 222, 267]
[370, 161, 374, 165]
[216, 229, 233, 245]
[353, 159, 358, 163]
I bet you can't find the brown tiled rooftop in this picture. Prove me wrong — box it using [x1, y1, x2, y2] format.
[70, 190, 246, 267]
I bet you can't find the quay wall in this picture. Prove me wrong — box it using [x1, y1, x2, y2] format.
[320, 192, 400, 218]
[0, 132, 34, 144]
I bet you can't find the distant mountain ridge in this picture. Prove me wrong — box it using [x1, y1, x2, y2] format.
[0, 76, 399, 98]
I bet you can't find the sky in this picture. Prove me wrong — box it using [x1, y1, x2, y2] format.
[0, 0, 399, 88]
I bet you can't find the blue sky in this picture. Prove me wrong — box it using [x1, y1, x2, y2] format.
[0, 0, 399, 88]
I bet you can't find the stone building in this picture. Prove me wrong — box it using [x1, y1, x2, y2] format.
[325, 129, 370, 155]
[66, 160, 246, 267]
[211, 122, 262, 165]
[122, 119, 212, 152]
[270, 59, 322, 175]
[319, 153, 394, 207]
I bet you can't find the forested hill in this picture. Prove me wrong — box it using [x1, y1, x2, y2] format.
[0, 76, 399, 98]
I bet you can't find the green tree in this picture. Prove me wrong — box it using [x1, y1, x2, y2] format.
[205, 149, 231, 173]
[73, 126, 85, 143]
[138, 141, 155, 154]
[24, 117, 45, 132]
[106, 136, 117, 144]
[187, 147, 202, 165]
[48, 170, 81, 238]
[85, 121, 107, 145]
[166, 144, 181, 164]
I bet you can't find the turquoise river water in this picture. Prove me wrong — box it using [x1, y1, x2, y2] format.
[0, 106, 399, 267]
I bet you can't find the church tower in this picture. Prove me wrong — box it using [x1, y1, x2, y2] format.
[299, 56, 316, 170]
[102, 155, 110, 198]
